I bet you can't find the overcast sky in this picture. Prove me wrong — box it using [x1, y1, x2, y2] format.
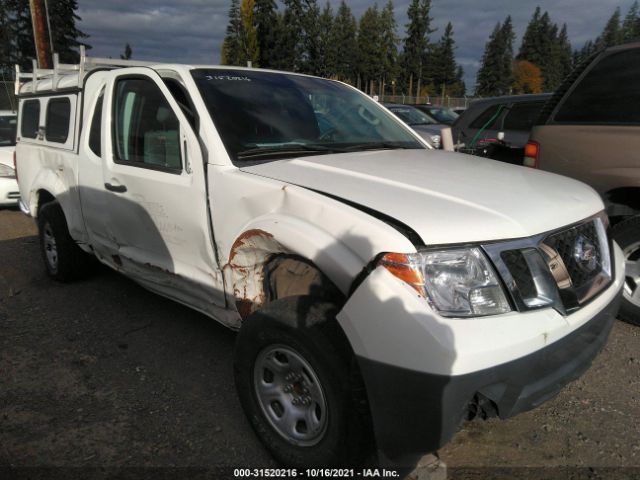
[76, 0, 636, 92]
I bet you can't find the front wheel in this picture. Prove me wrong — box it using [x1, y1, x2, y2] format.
[612, 216, 640, 326]
[234, 296, 371, 467]
[38, 202, 93, 282]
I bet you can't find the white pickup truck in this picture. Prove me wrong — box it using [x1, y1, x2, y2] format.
[15, 54, 624, 469]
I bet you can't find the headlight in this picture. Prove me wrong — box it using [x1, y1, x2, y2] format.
[0, 163, 15, 178]
[380, 247, 511, 317]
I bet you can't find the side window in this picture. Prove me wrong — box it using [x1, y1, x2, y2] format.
[114, 78, 182, 171]
[89, 89, 104, 156]
[503, 102, 545, 131]
[45, 98, 71, 143]
[554, 49, 640, 124]
[21, 100, 40, 139]
[469, 104, 503, 129]
[163, 78, 197, 130]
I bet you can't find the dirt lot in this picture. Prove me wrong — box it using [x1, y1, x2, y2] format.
[1, 208, 639, 479]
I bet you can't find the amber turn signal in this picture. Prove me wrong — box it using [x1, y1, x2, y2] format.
[379, 253, 425, 295]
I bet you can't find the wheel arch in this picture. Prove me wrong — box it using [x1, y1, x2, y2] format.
[223, 217, 369, 321]
[603, 187, 640, 222]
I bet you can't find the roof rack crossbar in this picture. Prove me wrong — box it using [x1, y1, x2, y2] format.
[15, 45, 162, 94]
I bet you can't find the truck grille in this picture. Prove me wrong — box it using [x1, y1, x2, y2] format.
[543, 221, 603, 290]
[484, 216, 612, 315]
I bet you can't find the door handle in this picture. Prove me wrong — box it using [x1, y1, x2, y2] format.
[105, 183, 127, 193]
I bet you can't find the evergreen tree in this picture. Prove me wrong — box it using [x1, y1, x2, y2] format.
[453, 65, 465, 96]
[475, 19, 513, 96]
[254, 0, 278, 68]
[596, 7, 623, 48]
[0, 1, 11, 75]
[275, 0, 305, 71]
[430, 22, 457, 96]
[329, 1, 358, 83]
[6, 0, 37, 70]
[499, 16, 515, 93]
[47, 0, 90, 64]
[574, 39, 597, 66]
[316, 2, 335, 77]
[357, 5, 383, 94]
[120, 43, 132, 60]
[623, 1, 640, 41]
[399, 0, 434, 96]
[379, 1, 399, 91]
[221, 0, 242, 65]
[517, 8, 563, 91]
[518, 6, 541, 64]
[557, 24, 573, 82]
[301, 0, 321, 75]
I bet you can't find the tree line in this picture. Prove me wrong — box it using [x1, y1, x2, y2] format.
[476, 2, 640, 96]
[224, 1, 640, 99]
[221, 0, 466, 98]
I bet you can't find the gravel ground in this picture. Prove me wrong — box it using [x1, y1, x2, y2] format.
[1, 207, 639, 479]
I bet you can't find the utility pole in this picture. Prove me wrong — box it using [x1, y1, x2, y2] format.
[30, 0, 52, 69]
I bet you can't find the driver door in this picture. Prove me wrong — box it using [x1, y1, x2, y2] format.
[99, 67, 225, 312]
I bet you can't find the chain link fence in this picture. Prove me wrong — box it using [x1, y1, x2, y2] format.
[376, 95, 474, 109]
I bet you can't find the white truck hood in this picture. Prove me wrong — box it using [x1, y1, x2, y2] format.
[240, 149, 603, 245]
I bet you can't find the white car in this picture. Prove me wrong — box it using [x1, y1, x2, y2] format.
[0, 111, 19, 207]
[14, 52, 624, 469]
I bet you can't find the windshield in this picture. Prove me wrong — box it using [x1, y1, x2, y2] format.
[386, 105, 437, 126]
[191, 69, 423, 162]
[422, 107, 458, 125]
[0, 114, 17, 147]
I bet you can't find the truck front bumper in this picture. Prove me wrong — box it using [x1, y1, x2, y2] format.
[357, 286, 621, 467]
[337, 244, 625, 467]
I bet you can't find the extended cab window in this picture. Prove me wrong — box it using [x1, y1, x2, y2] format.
[503, 102, 545, 131]
[89, 89, 104, 156]
[45, 97, 71, 143]
[114, 78, 181, 171]
[554, 49, 640, 124]
[21, 100, 40, 139]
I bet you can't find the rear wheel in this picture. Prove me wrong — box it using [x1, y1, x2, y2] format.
[611, 216, 640, 326]
[38, 202, 93, 282]
[234, 296, 371, 467]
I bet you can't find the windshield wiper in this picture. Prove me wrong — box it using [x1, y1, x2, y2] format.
[340, 142, 422, 152]
[237, 144, 345, 160]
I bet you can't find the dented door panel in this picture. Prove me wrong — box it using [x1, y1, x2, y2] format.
[98, 68, 226, 313]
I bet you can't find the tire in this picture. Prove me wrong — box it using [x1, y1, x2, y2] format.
[234, 296, 372, 468]
[38, 201, 92, 282]
[611, 216, 640, 326]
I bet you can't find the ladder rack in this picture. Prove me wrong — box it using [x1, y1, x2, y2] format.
[15, 45, 160, 95]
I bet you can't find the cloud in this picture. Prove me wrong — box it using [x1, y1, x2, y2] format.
[76, 0, 637, 93]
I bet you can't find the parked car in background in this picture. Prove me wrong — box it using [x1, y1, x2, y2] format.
[527, 42, 640, 326]
[383, 103, 444, 148]
[0, 110, 19, 207]
[414, 104, 459, 125]
[452, 94, 551, 164]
